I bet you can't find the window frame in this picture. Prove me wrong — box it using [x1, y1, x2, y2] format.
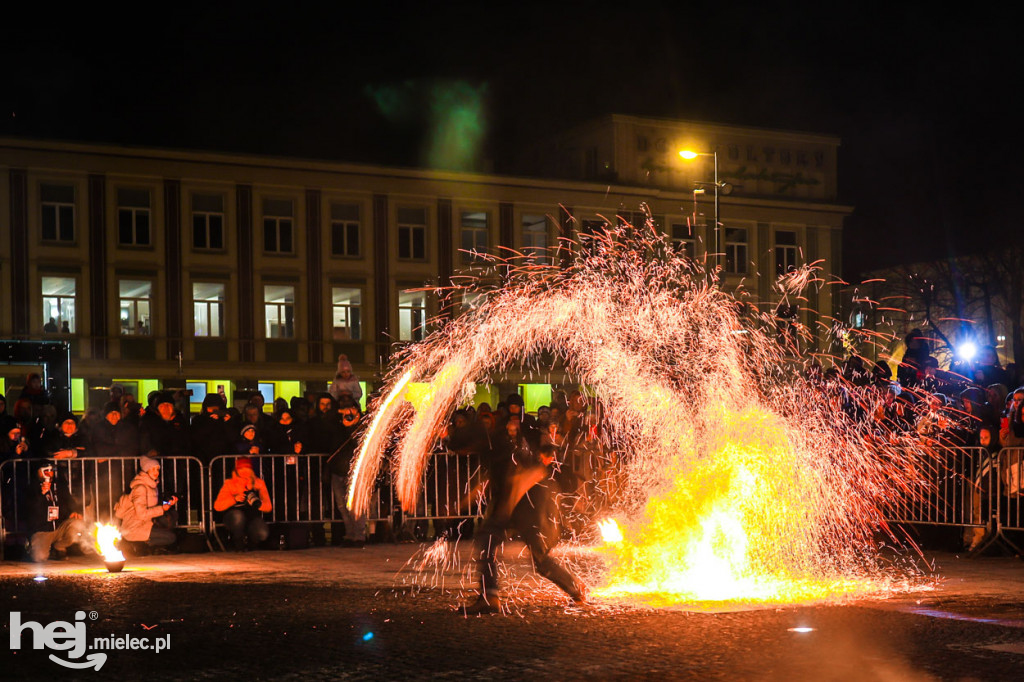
[774, 229, 800, 275]
[329, 202, 361, 258]
[459, 210, 490, 263]
[118, 279, 153, 336]
[40, 183, 76, 244]
[41, 275, 78, 334]
[191, 193, 226, 251]
[724, 227, 749, 275]
[397, 207, 428, 261]
[397, 291, 427, 342]
[192, 281, 226, 338]
[331, 286, 363, 340]
[262, 198, 295, 255]
[116, 188, 152, 247]
[264, 284, 296, 339]
[670, 223, 697, 260]
[521, 213, 549, 252]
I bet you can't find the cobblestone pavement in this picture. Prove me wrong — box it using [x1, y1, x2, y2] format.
[3, 545, 1024, 680]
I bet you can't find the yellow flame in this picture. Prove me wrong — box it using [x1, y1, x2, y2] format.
[598, 518, 623, 543]
[595, 405, 891, 607]
[93, 523, 125, 562]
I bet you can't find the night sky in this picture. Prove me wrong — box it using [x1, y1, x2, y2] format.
[2, 3, 1019, 278]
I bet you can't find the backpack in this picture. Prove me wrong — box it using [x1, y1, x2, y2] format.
[113, 492, 132, 520]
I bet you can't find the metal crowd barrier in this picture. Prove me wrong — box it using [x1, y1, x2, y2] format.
[0, 455, 205, 559]
[205, 453, 398, 542]
[403, 451, 486, 522]
[885, 446, 989, 527]
[5, 446, 1024, 558]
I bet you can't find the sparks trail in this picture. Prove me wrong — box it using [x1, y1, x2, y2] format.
[350, 216, 933, 607]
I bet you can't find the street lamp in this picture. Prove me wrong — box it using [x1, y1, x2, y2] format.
[679, 149, 721, 272]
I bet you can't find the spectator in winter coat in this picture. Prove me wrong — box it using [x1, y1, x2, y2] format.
[326, 406, 365, 545]
[1, 423, 30, 464]
[44, 413, 87, 459]
[140, 395, 189, 457]
[234, 424, 268, 455]
[118, 456, 178, 548]
[266, 409, 306, 454]
[189, 394, 233, 463]
[213, 457, 271, 551]
[329, 354, 362, 404]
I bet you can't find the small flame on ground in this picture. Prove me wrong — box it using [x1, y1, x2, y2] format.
[94, 523, 125, 562]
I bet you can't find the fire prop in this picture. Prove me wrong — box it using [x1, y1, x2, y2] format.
[349, 218, 930, 607]
[94, 523, 126, 573]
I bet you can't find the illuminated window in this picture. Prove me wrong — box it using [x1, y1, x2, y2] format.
[398, 291, 426, 341]
[263, 199, 294, 253]
[42, 276, 76, 333]
[264, 285, 295, 338]
[117, 188, 151, 246]
[119, 280, 152, 335]
[332, 287, 362, 340]
[193, 282, 225, 337]
[775, 230, 799, 274]
[192, 194, 224, 250]
[522, 214, 548, 252]
[397, 207, 427, 260]
[330, 203, 360, 257]
[460, 211, 488, 262]
[40, 184, 75, 243]
[724, 227, 748, 275]
[670, 223, 696, 259]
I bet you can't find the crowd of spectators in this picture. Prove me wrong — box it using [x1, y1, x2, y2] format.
[6, 334, 1024, 559]
[0, 373, 364, 467]
[815, 330, 1023, 450]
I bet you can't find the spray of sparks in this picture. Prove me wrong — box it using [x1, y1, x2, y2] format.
[349, 216, 932, 608]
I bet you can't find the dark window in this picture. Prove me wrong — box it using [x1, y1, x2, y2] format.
[263, 199, 294, 253]
[116, 188, 151, 246]
[725, 228, 748, 274]
[330, 203, 360, 257]
[192, 194, 225, 250]
[775, 230, 799, 274]
[670, 223, 696, 259]
[41, 184, 75, 243]
[397, 207, 427, 260]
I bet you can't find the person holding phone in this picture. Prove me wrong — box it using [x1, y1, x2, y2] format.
[119, 455, 178, 549]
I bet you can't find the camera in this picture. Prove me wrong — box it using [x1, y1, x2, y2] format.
[244, 489, 261, 507]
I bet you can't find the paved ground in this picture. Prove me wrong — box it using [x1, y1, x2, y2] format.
[3, 543, 1024, 680]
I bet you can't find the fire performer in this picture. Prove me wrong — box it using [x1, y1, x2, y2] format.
[466, 439, 588, 614]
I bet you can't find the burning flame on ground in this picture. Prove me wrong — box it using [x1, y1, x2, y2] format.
[350, 218, 932, 608]
[93, 523, 125, 562]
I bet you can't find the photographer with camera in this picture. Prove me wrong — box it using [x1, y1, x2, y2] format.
[213, 457, 272, 551]
[23, 462, 92, 561]
[118, 455, 178, 550]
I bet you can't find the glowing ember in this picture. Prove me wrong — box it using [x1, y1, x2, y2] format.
[94, 523, 125, 563]
[598, 519, 623, 543]
[350, 218, 931, 608]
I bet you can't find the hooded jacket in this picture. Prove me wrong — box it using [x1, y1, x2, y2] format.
[119, 472, 165, 541]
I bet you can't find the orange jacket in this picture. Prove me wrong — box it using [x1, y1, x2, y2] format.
[214, 472, 272, 513]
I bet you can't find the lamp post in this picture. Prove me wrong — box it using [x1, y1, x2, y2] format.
[679, 149, 720, 272]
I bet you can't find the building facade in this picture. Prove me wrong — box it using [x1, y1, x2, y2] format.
[1, 115, 850, 411]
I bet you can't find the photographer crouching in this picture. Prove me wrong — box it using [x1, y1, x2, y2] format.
[214, 457, 272, 551]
